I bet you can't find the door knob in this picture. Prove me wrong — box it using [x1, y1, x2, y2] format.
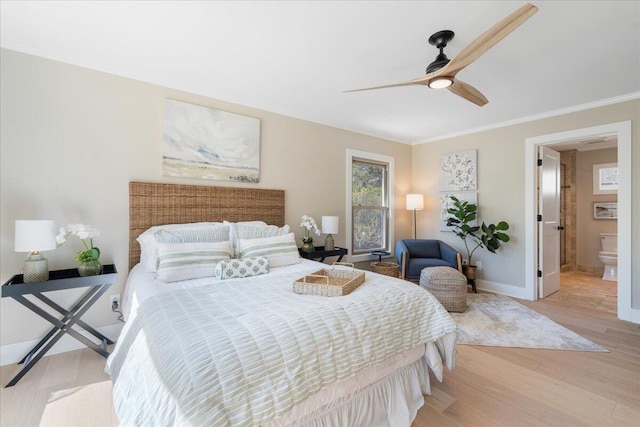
[557, 226, 564, 230]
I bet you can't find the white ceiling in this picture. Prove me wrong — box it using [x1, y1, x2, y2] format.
[2, 1, 639, 144]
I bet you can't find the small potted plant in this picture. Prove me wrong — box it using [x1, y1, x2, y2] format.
[57, 224, 102, 276]
[445, 196, 510, 280]
[299, 215, 321, 253]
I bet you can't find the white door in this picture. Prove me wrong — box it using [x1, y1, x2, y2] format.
[539, 146, 561, 297]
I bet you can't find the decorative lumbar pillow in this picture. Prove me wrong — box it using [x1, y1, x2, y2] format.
[236, 233, 300, 268]
[155, 240, 233, 283]
[138, 223, 229, 272]
[214, 256, 270, 279]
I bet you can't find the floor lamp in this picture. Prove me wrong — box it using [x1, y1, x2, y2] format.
[406, 194, 424, 239]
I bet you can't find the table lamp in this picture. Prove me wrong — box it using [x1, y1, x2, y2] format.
[406, 194, 424, 239]
[15, 220, 57, 283]
[321, 216, 339, 251]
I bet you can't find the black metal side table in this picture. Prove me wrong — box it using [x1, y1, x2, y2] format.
[1, 264, 118, 387]
[298, 246, 348, 263]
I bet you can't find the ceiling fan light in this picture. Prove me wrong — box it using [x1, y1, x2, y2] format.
[428, 77, 453, 89]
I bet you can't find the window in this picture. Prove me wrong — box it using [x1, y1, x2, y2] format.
[593, 163, 618, 195]
[346, 150, 394, 260]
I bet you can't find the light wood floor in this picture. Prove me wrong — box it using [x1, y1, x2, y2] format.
[1, 272, 638, 426]
[416, 271, 639, 426]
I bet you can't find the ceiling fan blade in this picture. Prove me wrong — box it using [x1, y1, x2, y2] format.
[344, 75, 432, 93]
[447, 79, 489, 106]
[443, 3, 538, 77]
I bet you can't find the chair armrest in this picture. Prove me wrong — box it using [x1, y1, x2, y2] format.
[395, 240, 409, 279]
[439, 241, 462, 271]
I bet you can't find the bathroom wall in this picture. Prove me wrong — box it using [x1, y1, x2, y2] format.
[560, 150, 577, 271]
[576, 147, 618, 272]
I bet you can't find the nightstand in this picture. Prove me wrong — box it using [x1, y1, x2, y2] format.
[1, 264, 118, 387]
[298, 246, 348, 263]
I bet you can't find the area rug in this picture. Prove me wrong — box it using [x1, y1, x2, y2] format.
[450, 293, 607, 351]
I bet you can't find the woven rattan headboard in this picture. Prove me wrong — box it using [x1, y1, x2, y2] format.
[129, 181, 285, 270]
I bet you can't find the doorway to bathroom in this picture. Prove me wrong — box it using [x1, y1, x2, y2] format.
[552, 140, 618, 314]
[524, 121, 634, 323]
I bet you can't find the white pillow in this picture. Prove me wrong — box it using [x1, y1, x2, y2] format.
[137, 222, 226, 272]
[224, 221, 290, 256]
[155, 240, 233, 283]
[214, 256, 270, 279]
[236, 233, 300, 268]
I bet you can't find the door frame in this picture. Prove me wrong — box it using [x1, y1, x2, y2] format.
[524, 121, 636, 322]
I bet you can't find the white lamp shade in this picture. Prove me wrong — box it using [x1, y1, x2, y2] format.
[321, 216, 339, 234]
[15, 220, 57, 252]
[406, 194, 424, 211]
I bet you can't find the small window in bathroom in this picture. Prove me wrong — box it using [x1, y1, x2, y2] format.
[593, 163, 618, 195]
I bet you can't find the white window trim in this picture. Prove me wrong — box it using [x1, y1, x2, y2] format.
[346, 149, 395, 263]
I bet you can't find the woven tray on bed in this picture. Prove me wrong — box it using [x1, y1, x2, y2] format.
[293, 262, 365, 297]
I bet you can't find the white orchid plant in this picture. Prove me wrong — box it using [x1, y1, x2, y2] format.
[56, 224, 101, 263]
[299, 215, 321, 244]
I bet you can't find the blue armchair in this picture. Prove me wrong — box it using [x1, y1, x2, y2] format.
[395, 239, 462, 280]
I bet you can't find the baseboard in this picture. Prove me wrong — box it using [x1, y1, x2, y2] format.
[577, 265, 604, 274]
[0, 322, 124, 366]
[475, 279, 530, 300]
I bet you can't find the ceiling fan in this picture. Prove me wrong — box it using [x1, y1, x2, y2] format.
[345, 3, 538, 106]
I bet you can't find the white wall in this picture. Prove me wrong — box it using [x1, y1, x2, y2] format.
[0, 49, 413, 348]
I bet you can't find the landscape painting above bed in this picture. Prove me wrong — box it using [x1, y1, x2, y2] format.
[162, 99, 261, 183]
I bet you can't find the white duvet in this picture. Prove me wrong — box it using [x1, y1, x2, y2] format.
[106, 262, 457, 426]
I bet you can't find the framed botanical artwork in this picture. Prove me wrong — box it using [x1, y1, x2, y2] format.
[593, 163, 618, 195]
[440, 192, 478, 231]
[163, 99, 261, 183]
[439, 150, 477, 191]
[594, 202, 617, 219]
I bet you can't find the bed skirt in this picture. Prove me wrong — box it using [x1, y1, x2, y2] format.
[268, 355, 431, 427]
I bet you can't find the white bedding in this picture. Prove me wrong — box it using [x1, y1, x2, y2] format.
[108, 260, 457, 426]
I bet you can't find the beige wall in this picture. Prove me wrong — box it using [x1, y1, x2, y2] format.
[576, 148, 617, 270]
[412, 99, 639, 306]
[0, 49, 413, 346]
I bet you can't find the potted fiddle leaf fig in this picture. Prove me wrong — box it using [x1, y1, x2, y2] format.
[445, 195, 510, 280]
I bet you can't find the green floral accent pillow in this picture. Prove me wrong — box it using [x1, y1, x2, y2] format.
[214, 256, 270, 280]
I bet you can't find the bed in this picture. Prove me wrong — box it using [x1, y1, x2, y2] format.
[106, 182, 457, 426]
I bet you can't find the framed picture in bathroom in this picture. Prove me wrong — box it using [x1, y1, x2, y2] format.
[594, 202, 617, 219]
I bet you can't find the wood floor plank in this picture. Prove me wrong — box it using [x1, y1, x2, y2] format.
[456, 347, 620, 426]
[39, 381, 117, 427]
[612, 402, 640, 426]
[38, 349, 80, 390]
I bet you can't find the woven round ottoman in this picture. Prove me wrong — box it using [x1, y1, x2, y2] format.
[419, 266, 467, 312]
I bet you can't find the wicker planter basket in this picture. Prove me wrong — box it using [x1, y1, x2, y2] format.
[419, 266, 467, 312]
[293, 263, 365, 297]
[371, 262, 399, 278]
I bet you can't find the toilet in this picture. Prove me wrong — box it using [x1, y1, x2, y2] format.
[597, 233, 617, 281]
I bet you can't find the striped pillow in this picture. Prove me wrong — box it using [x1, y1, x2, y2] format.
[155, 240, 233, 283]
[224, 221, 290, 256]
[155, 227, 230, 244]
[138, 224, 229, 273]
[236, 233, 300, 268]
